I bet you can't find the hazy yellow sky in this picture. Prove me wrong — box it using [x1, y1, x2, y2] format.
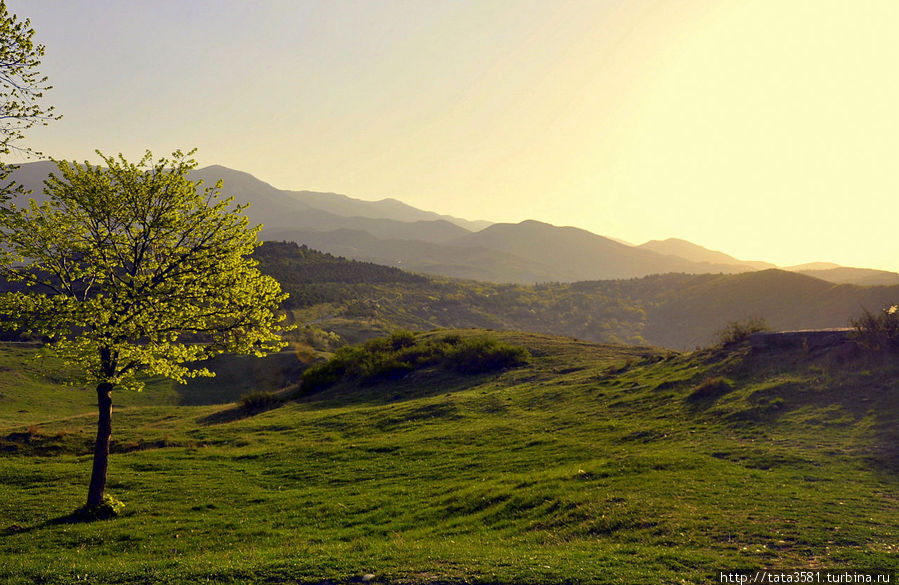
[13, 0, 899, 271]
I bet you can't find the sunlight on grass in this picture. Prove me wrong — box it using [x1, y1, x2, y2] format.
[0, 332, 897, 584]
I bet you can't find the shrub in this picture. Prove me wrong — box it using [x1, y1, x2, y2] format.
[301, 345, 366, 392]
[715, 317, 770, 346]
[357, 355, 415, 383]
[851, 305, 899, 351]
[387, 330, 416, 350]
[445, 337, 531, 374]
[299, 331, 530, 391]
[239, 390, 284, 411]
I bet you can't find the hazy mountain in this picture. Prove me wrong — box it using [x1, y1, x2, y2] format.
[789, 267, 899, 287]
[639, 238, 775, 270]
[783, 262, 842, 271]
[4, 160, 57, 203]
[289, 191, 491, 232]
[445, 220, 761, 281]
[7, 161, 760, 283]
[6, 162, 490, 236]
[9, 161, 894, 286]
[564, 268, 897, 348]
[780, 262, 899, 286]
[640, 269, 868, 348]
[192, 165, 490, 232]
[265, 210, 470, 244]
[264, 228, 562, 283]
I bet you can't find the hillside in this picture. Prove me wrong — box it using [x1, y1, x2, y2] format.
[251, 242, 899, 349]
[252, 240, 428, 308]
[792, 267, 899, 286]
[640, 269, 899, 348]
[1, 239, 893, 350]
[262, 229, 567, 283]
[0, 332, 896, 584]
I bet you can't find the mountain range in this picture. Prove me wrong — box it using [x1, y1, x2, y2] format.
[8, 161, 899, 286]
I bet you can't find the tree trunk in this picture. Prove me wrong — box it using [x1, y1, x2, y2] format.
[86, 382, 113, 507]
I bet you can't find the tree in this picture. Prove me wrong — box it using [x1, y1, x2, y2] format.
[0, 150, 291, 513]
[0, 0, 58, 158]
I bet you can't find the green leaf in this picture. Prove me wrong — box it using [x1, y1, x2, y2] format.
[0, 150, 294, 390]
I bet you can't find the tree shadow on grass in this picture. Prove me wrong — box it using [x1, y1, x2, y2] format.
[2, 505, 122, 536]
[197, 401, 286, 426]
[293, 366, 500, 411]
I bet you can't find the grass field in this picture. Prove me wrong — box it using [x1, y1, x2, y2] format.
[0, 332, 896, 584]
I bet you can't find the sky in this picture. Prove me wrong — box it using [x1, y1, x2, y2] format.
[8, 0, 899, 271]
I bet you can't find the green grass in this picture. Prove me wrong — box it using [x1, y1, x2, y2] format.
[0, 332, 897, 584]
[0, 344, 306, 428]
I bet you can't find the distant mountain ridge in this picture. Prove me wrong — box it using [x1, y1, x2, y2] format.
[263, 227, 566, 283]
[447, 220, 762, 281]
[194, 165, 491, 232]
[789, 267, 899, 287]
[638, 238, 776, 271]
[7, 161, 898, 285]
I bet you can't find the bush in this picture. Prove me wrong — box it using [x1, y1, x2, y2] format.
[387, 330, 416, 350]
[239, 390, 284, 411]
[441, 333, 462, 345]
[445, 337, 530, 374]
[851, 305, 899, 351]
[300, 345, 361, 393]
[357, 355, 414, 383]
[299, 331, 530, 392]
[715, 317, 770, 346]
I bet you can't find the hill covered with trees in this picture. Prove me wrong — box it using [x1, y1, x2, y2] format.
[253, 241, 428, 308]
[253, 241, 899, 349]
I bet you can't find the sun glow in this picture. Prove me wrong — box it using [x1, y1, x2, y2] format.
[15, 0, 899, 271]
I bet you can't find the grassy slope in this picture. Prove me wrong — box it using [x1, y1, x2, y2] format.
[0, 332, 897, 584]
[0, 345, 308, 428]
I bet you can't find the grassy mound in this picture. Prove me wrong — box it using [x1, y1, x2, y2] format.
[0, 332, 896, 584]
[300, 330, 530, 393]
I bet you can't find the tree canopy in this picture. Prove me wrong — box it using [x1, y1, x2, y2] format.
[0, 150, 290, 390]
[0, 0, 58, 158]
